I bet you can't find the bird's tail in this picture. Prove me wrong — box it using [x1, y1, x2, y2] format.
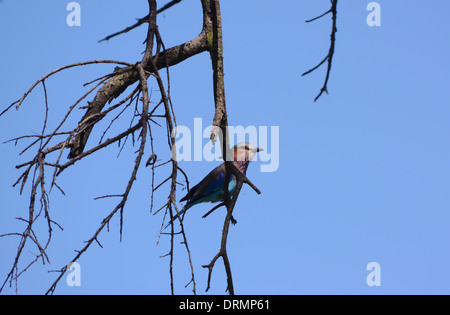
[164, 206, 187, 229]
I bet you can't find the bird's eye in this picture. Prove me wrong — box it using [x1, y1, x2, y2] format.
[245, 145, 249, 150]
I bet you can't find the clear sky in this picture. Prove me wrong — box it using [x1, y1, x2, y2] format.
[1, 0, 450, 295]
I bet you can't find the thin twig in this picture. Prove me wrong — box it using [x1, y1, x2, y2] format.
[98, 0, 184, 42]
[12, 60, 133, 112]
[302, 0, 338, 102]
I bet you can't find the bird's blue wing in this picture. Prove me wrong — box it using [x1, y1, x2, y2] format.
[184, 164, 226, 207]
[167, 164, 234, 228]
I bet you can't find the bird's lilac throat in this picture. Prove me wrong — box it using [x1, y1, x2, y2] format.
[233, 160, 250, 175]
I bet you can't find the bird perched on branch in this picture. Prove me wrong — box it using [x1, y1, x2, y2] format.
[165, 142, 263, 228]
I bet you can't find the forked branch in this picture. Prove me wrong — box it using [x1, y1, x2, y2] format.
[302, 0, 338, 102]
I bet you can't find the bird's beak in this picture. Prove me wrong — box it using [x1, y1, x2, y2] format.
[256, 147, 263, 152]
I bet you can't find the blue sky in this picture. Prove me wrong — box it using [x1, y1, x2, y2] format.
[1, 0, 450, 295]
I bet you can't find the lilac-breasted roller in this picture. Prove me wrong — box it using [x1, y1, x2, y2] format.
[165, 142, 263, 228]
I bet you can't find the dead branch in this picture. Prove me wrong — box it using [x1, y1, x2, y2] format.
[46, 0, 158, 294]
[0, 0, 203, 295]
[0, 0, 305, 296]
[98, 0, 184, 43]
[148, 24, 197, 294]
[199, 0, 261, 295]
[302, 0, 338, 102]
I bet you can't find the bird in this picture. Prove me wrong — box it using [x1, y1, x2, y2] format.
[165, 142, 263, 228]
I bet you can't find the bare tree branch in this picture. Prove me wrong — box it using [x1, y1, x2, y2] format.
[98, 0, 184, 43]
[1, 0, 337, 295]
[199, 0, 261, 295]
[67, 32, 209, 160]
[1, 0, 200, 295]
[45, 0, 159, 294]
[302, 0, 338, 102]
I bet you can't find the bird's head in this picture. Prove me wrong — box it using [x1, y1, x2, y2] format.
[232, 142, 263, 162]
